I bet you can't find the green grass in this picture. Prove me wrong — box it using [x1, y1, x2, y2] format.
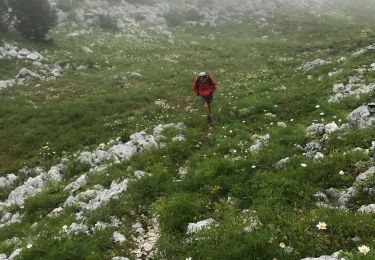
[1, 9, 375, 260]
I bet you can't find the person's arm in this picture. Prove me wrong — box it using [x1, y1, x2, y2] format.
[192, 76, 199, 95]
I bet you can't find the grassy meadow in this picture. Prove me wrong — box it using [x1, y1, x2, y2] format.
[1, 9, 375, 259]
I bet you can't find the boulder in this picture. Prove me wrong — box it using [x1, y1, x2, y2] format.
[347, 105, 375, 129]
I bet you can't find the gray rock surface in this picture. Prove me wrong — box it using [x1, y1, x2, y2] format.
[306, 123, 325, 137]
[187, 218, 216, 235]
[113, 231, 126, 244]
[358, 204, 375, 213]
[276, 157, 290, 169]
[302, 59, 329, 72]
[301, 251, 340, 260]
[348, 105, 375, 129]
[0, 174, 18, 189]
[250, 134, 270, 154]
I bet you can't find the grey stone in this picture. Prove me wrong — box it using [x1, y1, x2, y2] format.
[68, 223, 89, 235]
[17, 68, 41, 80]
[302, 59, 329, 72]
[358, 204, 375, 213]
[276, 157, 290, 169]
[81, 46, 93, 54]
[306, 123, 325, 137]
[187, 218, 216, 235]
[347, 105, 375, 129]
[301, 251, 340, 260]
[250, 134, 270, 154]
[113, 231, 126, 244]
[355, 167, 375, 184]
[64, 174, 88, 193]
[0, 174, 18, 189]
[313, 192, 328, 202]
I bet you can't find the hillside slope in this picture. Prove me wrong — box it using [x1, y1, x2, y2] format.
[1, 6, 375, 260]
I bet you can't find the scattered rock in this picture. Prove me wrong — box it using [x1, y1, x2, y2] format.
[64, 174, 88, 193]
[129, 72, 143, 77]
[276, 157, 290, 169]
[347, 104, 375, 129]
[304, 140, 322, 158]
[337, 57, 347, 63]
[301, 251, 341, 260]
[302, 59, 330, 72]
[324, 122, 338, 134]
[0, 174, 18, 189]
[17, 68, 41, 80]
[313, 191, 328, 202]
[249, 134, 270, 154]
[306, 123, 325, 137]
[172, 134, 186, 142]
[68, 223, 90, 235]
[358, 204, 375, 213]
[81, 46, 93, 54]
[187, 218, 216, 235]
[113, 231, 126, 245]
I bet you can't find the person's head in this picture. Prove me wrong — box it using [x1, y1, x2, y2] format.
[198, 72, 208, 83]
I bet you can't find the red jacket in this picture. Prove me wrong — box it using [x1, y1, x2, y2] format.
[192, 75, 217, 97]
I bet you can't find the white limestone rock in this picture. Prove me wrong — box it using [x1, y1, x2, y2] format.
[301, 251, 340, 260]
[81, 46, 93, 54]
[113, 231, 126, 244]
[276, 157, 290, 169]
[250, 134, 270, 154]
[355, 167, 375, 184]
[68, 222, 89, 235]
[64, 174, 88, 193]
[17, 68, 41, 80]
[358, 204, 375, 213]
[324, 122, 339, 134]
[0, 174, 18, 189]
[187, 218, 216, 235]
[306, 123, 325, 137]
[347, 105, 375, 129]
[302, 59, 330, 72]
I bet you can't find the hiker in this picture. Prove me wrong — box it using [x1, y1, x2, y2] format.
[192, 72, 217, 123]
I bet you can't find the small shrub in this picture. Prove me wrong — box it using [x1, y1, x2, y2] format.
[164, 9, 184, 28]
[0, 0, 10, 33]
[97, 14, 118, 31]
[55, 0, 73, 12]
[8, 0, 57, 41]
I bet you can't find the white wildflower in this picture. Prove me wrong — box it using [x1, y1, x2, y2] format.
[358, 245, 370, 255]
[316, 222, 327, 230]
